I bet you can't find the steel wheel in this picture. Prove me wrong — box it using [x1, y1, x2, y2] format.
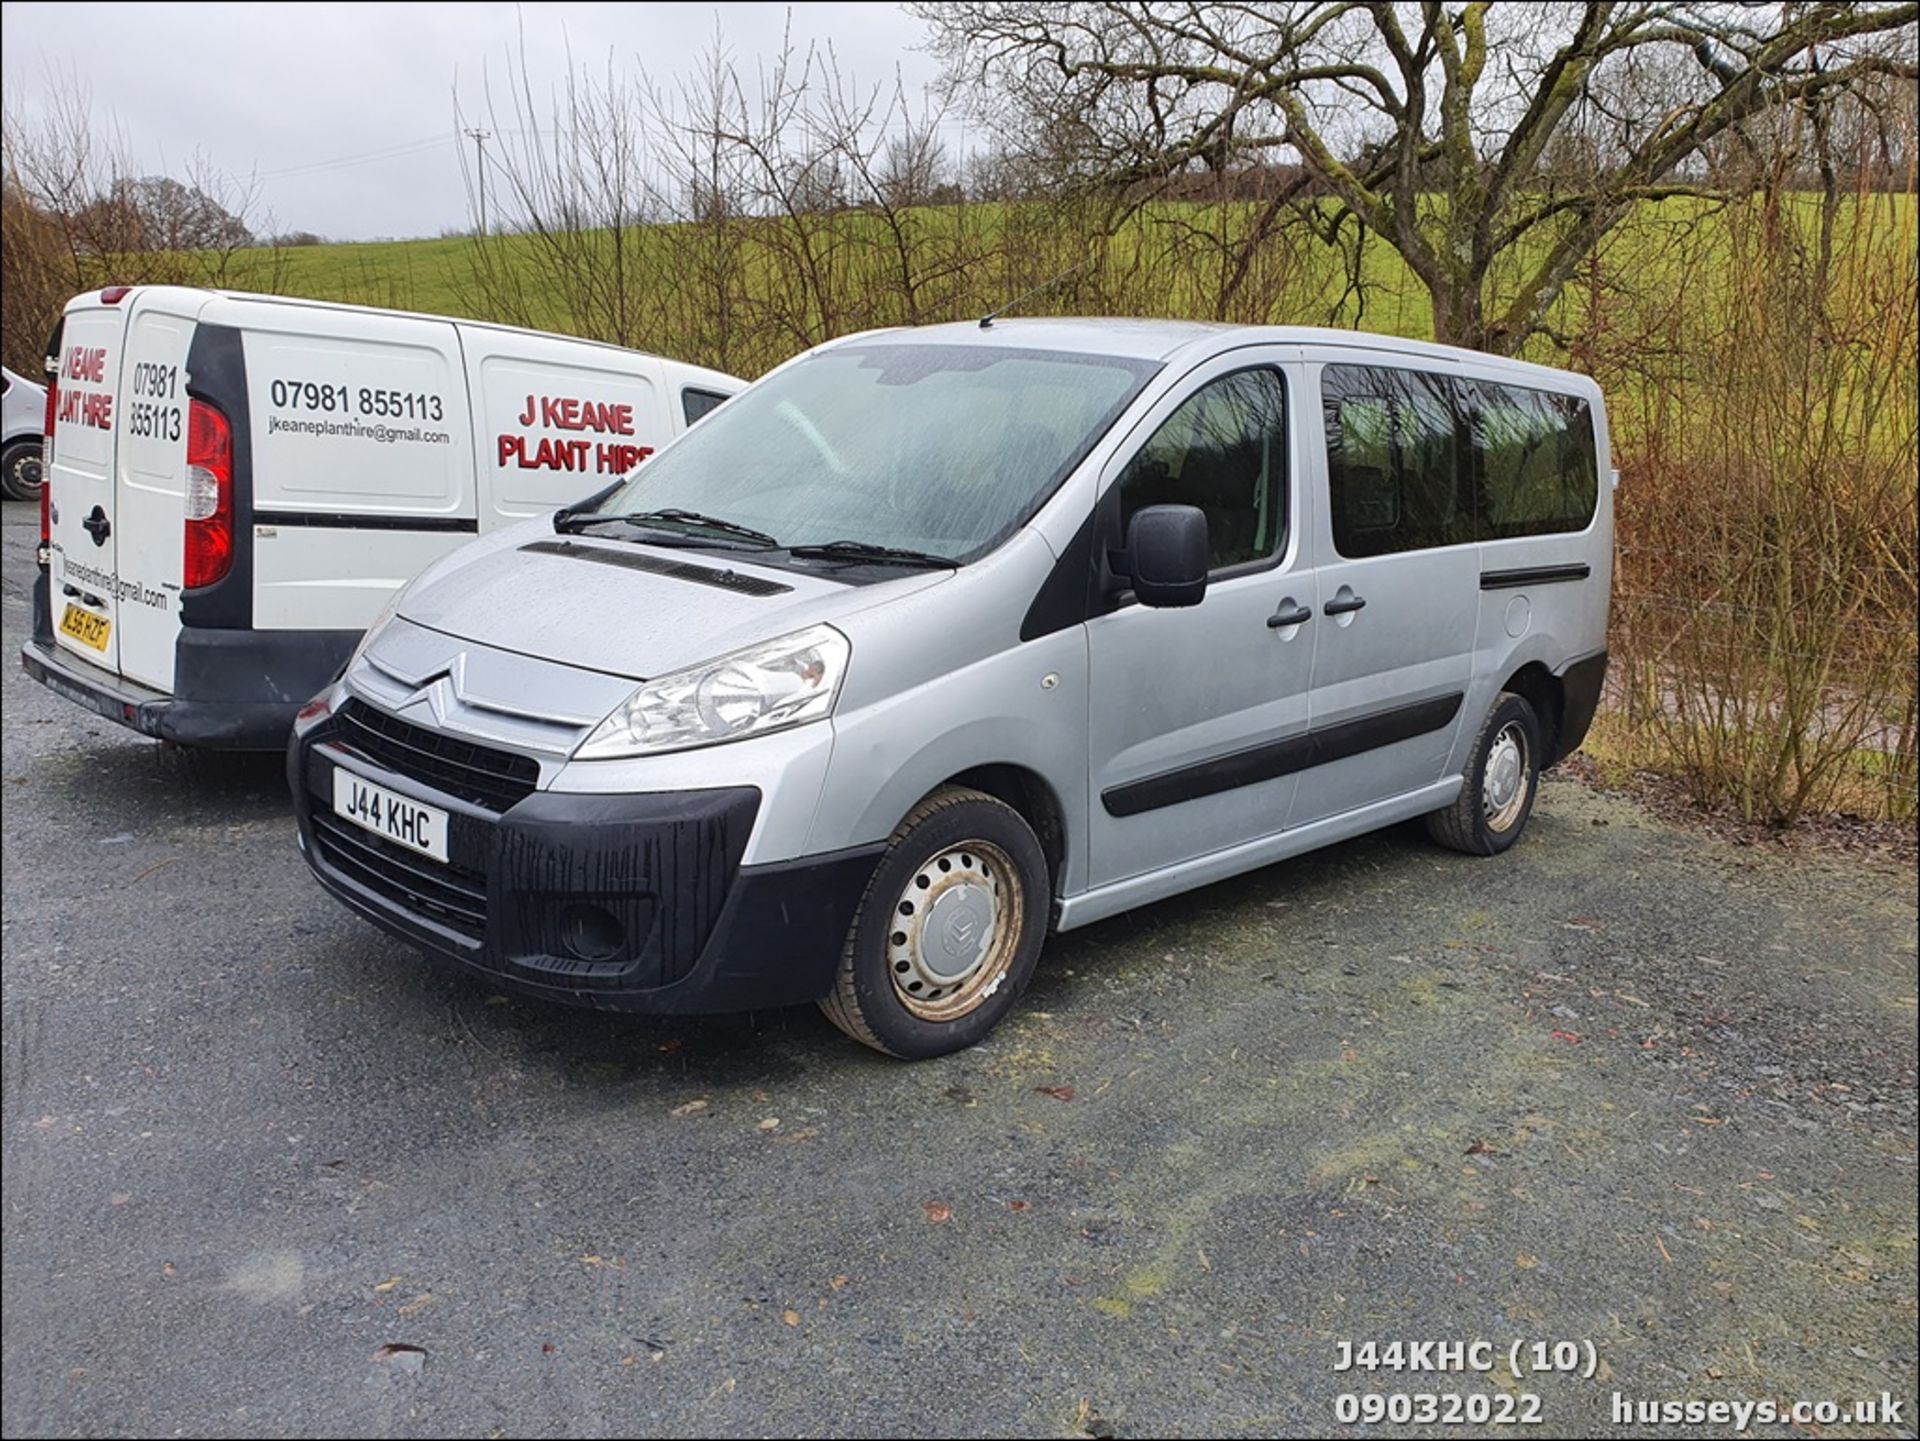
[1, 442, 42, 502]
[820, 785, 1050, 1059]
[1482, 719, 1532, 833]
[886, 840, 1023, 1022]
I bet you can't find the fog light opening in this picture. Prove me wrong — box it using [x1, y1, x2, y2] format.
[561, 903, 626, 963]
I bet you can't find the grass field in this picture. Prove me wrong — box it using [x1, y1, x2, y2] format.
[221, 194, 1915, 377]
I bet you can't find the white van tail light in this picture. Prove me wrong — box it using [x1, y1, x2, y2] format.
[41, 366, 57, 462]
[184, 397, 234, 588]
[37, 370, 56, 568]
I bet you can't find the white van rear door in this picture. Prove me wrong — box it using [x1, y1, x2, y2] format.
[226, 299, 475, 631]
[460, 329, 669, 526]
[114, 291, 205, 692]
[47, 301, 130, 675]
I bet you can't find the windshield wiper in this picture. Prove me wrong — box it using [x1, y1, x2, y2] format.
[555, 510, 777, 550]
[785, 539, 958, 569]
[552, 480, 625, 531]
[626, 508, 781, 548]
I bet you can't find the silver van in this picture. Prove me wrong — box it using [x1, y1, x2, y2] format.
[290, 320, 1612, 1059]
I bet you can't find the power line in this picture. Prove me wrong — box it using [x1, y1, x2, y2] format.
[256, 134, 450, 179]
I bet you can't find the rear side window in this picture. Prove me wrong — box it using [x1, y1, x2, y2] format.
[682, 388, 729, 426]
[1469, 381, 1597, 538]
[1323, 366, 1469, 558]
[1323, 365, 1596, 556]
[1116, 367, 1288, 572]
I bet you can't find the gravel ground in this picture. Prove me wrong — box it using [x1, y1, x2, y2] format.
[3, 501, 1915, 1439]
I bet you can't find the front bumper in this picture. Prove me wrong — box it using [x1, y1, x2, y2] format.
[289, 704, 882, 1014]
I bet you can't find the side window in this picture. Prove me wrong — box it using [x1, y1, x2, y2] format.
[1324, 365, 1468, 558]
[1471, 382, 1597, 538]
[682, 387, 730, 426]
[1116, 367, 1287, 573]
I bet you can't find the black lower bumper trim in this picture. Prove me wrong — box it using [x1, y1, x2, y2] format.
[20, 625, 358, 749]
[1550, 649, 1609, 765]
[22, 639, 175, 738]
[292, 711, 882, 1014]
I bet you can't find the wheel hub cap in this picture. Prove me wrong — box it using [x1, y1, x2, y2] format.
[887, 843, 1023, 1021]
[921, 883, 994, 982]
[1483, 721, 1531, 830]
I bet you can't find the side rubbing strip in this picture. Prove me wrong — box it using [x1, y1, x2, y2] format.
[1480, 563, 1590, 590]
[254, 510, 478, 534]
[1102, 693, 1464, 818]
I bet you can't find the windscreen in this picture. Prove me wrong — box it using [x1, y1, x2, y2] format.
[592, 344, 1159, 562]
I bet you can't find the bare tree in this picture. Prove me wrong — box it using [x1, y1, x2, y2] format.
[85, 173, 254, 253]
[2, 71, 279, 373]
[916, 1, 1919, 352]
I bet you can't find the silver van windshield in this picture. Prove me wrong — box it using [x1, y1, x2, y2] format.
[591, 345, 1158, 565]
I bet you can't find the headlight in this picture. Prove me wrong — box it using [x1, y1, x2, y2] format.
[574, 623, 850, 760]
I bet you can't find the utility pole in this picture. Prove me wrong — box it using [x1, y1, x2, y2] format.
[466, 128, 492, 236]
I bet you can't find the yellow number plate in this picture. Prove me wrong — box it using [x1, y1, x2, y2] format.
[58, 604, 111, 653]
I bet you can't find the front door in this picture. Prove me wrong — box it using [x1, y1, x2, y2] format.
[1288, 360, 1478, 830]
[1086, 357, 1317, 887]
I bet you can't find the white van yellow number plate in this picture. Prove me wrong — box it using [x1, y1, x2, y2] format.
[58, 604, 111, 652]
[332, 767, 449, 863]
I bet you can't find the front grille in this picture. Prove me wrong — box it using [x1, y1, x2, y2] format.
[335, 699, 539, 812]
[311, 809, 488, 941]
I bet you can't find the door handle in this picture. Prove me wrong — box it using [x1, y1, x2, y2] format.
[82, 506, 111, 546]
[1267, 601, 1313, 629]
[1324, 593, 1368, 617]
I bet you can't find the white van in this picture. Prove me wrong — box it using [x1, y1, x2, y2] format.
[290, 318, 1614, 1059]
[21, 286, 740, 748]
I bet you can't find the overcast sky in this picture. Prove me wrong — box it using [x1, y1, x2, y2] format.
[1, 1, 944, 242]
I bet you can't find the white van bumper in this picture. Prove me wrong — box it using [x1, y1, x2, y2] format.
[21, 627, 358, 750]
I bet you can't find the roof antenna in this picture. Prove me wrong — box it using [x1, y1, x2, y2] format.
[979, 255, 1096, 329]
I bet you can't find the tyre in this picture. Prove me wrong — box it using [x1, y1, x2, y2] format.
[820, 785, 1049, 1059]
[1, 440, 43, 502]
[1426, 690, 1543, 856]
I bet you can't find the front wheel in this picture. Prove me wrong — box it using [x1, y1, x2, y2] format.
[1, 440, 43, 502]
[1426, 691, 1543, 856]
[820, 786, 1049, 1059]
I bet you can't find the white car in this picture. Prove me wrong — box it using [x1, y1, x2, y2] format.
[22, 285, 741, 747]
[2, 363, 47, 501]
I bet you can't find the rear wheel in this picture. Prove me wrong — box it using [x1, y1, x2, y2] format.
[1, 440, 42, 502]
[820, 786, 1049, 1059]
[1426, 691, 1543, 856]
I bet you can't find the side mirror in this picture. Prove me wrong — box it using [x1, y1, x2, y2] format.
[1124, 504, 1209, 608]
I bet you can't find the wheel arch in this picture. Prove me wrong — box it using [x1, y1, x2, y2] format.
[1498, 660, 1564, 763]
[937, 763, 1069, 905]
